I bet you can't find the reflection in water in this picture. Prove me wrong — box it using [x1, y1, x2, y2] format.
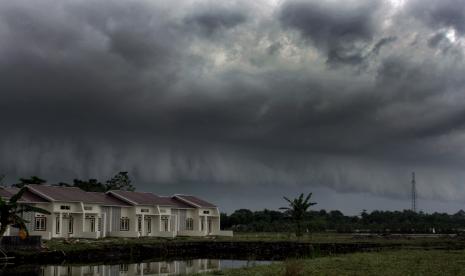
[38, 259, 271, 275]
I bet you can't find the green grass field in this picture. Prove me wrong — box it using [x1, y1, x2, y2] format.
[201, 249, 465, 276]
[43, 232, 465, 252]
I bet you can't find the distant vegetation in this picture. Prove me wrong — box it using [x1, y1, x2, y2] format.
[9, 172, 135, 192]
[221, 208, 465, 234]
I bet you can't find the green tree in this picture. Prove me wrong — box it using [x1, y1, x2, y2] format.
[0, 187, 51, 237]
[72, 178, 107, 192]
[280, 193, 317, 237]
[105, 172, 135, 191]
[13, 176, 46, 188]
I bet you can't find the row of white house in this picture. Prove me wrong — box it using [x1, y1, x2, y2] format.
[0, 184, 232, 239]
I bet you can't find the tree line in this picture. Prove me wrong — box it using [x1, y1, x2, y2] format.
[220, 208, 465, 234]
[6, 172, 135, 192]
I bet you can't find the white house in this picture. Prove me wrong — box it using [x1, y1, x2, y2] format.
[0, 185, 232, 240]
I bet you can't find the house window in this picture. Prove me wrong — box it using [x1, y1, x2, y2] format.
[60, 205, 70, 210]
[35, 217, 46, 231]
[56, 216, 60, 234]
[141, 208, 149, 213]
[203, 210, 210, 214]
[68, 216, 74, 234]
[161, 216, 169, 232]
[145, 217, 151, 233]
[84, 206, 92, 211]
[120, 217, 130, 231]
[186, 218, 194, 231]
[137, 216, 142, 232]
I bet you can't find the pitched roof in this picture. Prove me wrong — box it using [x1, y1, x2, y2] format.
[173, 195, 217, 208]
[0, 187, 49, 203]
[108, 190, 174, 206]
[0, 187, 14, 199]
[20, 190, 49, 203]
[161, 197, 194, 209]
[27, 184, 104, 203]
[87, 192, 132, 207]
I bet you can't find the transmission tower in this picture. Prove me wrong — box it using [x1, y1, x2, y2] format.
[411, 172, 417, 212]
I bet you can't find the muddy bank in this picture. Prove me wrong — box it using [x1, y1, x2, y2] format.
[6, 241, 386, 265]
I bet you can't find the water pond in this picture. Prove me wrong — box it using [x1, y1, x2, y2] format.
[1, 258, 275, 275]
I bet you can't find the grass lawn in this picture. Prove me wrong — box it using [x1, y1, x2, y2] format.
[201, 249, 465, 276]
[42, 232, 464, 252]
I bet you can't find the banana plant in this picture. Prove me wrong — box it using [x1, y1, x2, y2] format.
[280, 193, 317, 237]
[0, 187, 51, 238]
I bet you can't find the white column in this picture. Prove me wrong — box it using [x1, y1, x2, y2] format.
[134, 215, 139, 236]
[103, 213, 107, 238]
[59, 212, 63, 237]
[199, 216, 203, 231]
[141, 214, 145, 236]
[109, 208, 112, 233]
[159, 216, 162, 232]
[172, 215, 177, 235]
[82, 213, 85, 235]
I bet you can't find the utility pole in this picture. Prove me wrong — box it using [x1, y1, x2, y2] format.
[411, 172, 417, 212]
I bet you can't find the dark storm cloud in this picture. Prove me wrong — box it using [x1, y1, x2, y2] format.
[407, 0, 465, 34]
[279, 0, 383, 65]
[1, 0, 465, 212]
[183, 5, 248, 36]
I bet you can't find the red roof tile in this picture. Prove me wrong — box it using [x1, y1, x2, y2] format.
[108, 190, 174, 206]
[88, 192, 132, 207]
[161, 197, 194, 209]
[27, 184, 104, 203]
[174, 195, 217, 208]
[20, 190, 49, 203]
[0, 187, 14, 199]
[0, 187, 49, 203]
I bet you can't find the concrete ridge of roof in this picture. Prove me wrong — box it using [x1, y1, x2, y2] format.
[26, 184, 105, 203]
[174, 194, 217, 208]
[87, 192, 132, 207]
[106, 190, 138, 205]
[173, 194, 202, 208]
[26, 185, 56, 201]
[109, 190, 153, 194]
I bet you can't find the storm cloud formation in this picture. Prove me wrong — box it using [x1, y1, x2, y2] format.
[1, 0, 465, 213]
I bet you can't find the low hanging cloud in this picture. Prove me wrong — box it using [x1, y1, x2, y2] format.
[279, 0, 384, 65]
[1, 0, 465, 211]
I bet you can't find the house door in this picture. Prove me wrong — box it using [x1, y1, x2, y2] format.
[207, 217, 212, 233]
[62, 216, 73, 238]
[145, 217, 152, 234]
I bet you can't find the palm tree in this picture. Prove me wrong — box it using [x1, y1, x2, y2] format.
[0, 187, 51, 238]
[280, 193, 317, 237]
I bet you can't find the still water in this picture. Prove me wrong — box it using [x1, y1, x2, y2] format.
[24, 259, 273, 275]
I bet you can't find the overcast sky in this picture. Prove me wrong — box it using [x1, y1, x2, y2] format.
[1, 0, 465, 214]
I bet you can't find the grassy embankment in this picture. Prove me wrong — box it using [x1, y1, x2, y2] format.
[42, 232, 464, 252]
[200, 249, 465, 276]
